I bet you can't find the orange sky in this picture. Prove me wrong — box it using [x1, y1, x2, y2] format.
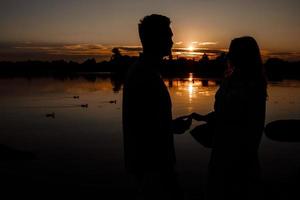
[0, 0, 299, 62]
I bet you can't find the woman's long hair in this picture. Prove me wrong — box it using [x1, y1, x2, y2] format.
[227, 36, 267, 98]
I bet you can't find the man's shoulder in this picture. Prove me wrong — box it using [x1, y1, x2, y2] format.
[126, 59, 159, 84]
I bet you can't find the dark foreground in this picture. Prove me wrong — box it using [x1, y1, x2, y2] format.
[1, 145, 299, 200]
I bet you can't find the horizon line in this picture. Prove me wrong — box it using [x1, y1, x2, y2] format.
[0, 42, 300, 63]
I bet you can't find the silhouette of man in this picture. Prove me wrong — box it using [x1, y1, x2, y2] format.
[122, 14, 191, 199]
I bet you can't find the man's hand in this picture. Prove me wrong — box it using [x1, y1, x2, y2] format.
[172, 115, 192, 134]
[191, 113, 205, 121]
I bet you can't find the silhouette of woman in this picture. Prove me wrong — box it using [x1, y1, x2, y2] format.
[191, 36, 267, 200]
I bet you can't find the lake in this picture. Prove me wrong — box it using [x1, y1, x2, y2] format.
[0, 74, 299, 199]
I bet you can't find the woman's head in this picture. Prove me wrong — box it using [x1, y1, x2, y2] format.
[227, 36, 264, 79]
[227, 36, 267, 98]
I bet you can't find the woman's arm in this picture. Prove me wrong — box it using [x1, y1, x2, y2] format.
[191, 111, 215, 122]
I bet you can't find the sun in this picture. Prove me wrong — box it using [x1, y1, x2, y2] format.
[188, 45, 195, 51]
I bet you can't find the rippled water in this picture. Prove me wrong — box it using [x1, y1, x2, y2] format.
[0, 75, 299, 196]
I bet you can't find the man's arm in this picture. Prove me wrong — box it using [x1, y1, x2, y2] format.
[172, 115, 192, 134]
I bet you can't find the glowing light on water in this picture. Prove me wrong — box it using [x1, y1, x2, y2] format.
[188, 73, 194, 102]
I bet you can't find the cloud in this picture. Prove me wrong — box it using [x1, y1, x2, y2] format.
[63, 44, 106, 50]
[175, 41, 183, 45]
[0, 42, 113, 62]
[115, 46, 142, 52]
[1, 42, 299, 62]
[173, 41, 218, 48]
[266, 51, 299, 56]
[198, 42, 217, 46]
[0, 43, 143, 62]
[110, 46, 142, 57]
[263, 51, 300, 62]
[13, 43, 111, 56]
[172, 48, 225, 54]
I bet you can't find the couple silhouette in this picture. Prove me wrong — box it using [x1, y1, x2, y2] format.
[122, 14, 267, 200]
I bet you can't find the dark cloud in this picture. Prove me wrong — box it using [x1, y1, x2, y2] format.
[264, 51, 300, 61]
[115, 46, 142, 52]
[266, 51, 299, 56]
[172, 48, 226, 54]
[1, 42, 299, 62]
[0, 43, 111, 62]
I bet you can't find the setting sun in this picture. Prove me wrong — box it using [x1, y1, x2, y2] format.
[188, 45, 195, 52]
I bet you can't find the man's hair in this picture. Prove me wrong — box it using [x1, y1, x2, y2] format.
[138, 14, 171, 47]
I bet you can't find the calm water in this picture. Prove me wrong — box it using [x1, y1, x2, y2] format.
[0, 75, 300, 196]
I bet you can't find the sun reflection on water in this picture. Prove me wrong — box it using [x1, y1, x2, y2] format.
[188, 73, 195, 103]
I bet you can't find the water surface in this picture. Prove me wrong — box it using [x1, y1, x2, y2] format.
[0, 75, 299, 197]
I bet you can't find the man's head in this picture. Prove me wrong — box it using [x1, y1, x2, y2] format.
[138, 14, 173, 58]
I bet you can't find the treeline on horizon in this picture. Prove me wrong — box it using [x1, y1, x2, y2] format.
[0, 48, 299, 81]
